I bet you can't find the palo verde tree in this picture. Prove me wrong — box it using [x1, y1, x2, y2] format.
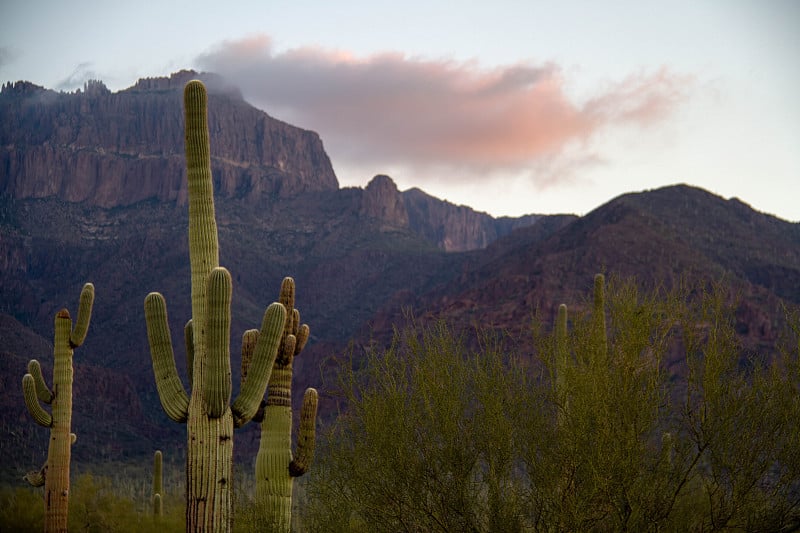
[144, 80, 287, 532]
[305, 276, 800, 531]
[21, 282, 94, 533]
[305, 320, 537, 531]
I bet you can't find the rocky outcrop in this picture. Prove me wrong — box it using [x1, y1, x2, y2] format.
[360, 174, 409, 227]
[355, 174, 544, 251]
[0, 71, 338, 207]
[402, 187, 540, 252]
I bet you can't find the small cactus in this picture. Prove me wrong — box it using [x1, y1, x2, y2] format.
[22, 283, 94, 533]
[153, 450, 163, 518]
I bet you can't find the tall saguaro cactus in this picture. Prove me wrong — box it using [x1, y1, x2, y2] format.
[144, 80, 287, 532]
[22, 282, 94, 533]
[243, 277, 318, 532]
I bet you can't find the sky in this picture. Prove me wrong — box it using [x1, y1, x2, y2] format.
[1, 1, 798, 221]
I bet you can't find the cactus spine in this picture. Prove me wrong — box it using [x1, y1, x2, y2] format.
[144, 80, 287, 532]
[153, 450, 163, 518]
[245, 277, 318, 532]
[22, 283, 94, 533]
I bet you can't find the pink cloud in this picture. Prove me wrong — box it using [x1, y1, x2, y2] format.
[196, 35, 690, 185]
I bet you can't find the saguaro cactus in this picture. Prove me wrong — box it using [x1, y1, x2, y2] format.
[22, 282, 94, 533]
[144, 80, 287, 532]
[153, 450, 163, 518]
[243, 277, 318, 532]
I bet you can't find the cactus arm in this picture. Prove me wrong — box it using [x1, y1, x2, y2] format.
[277, 278, 296, 365]
[204, 267, 233, 418]
[232, 302, 286, 428]
[23, 374, 52, 427]
[241, 329, 259, 386]
[69, 282, 94, 347]
[27, 359, 53, 404]
[289, 387, 319, 477]
[184, 319, 194, 389]
[70, 433, 76, 445]
[24, 463, 47, 487]
[144, 292, 190, 423]
[295, 322, 309, 354]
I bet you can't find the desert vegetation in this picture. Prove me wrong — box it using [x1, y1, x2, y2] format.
[304, 276, 800, 531]
[8, 275, 800, 531]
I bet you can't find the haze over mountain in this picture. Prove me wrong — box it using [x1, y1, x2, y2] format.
[1, 71, 798, 484]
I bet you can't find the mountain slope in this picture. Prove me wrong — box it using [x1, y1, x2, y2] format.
[368, 184, 800, 356]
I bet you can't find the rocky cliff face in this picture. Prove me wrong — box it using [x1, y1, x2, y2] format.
[355, 174, 544, 251]
[0, 71, 545, 252]
[0, 70, 338, 207]
[360, 174, 409, 226]
[402, 186, 541, 252]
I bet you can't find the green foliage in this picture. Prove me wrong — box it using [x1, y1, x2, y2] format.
[306, 320, 537, 531]
[0, 486, 44, 532]
[305, 276, 800, 532]
[0, 473, 184, 533]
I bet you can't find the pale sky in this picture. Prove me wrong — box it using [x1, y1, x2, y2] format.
[1, 1, 798, 221]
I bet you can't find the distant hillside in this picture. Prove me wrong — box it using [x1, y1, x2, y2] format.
[367, 184, 800, 358]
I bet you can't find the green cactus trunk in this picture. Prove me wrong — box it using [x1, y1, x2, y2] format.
[22, 283, 94, 533]
[144, 80, 286, 533]
[258, 395, 294, 529]
[250, 278, 318, 532]
[184, 77, 232, 532]
[46, 312, 73, 532]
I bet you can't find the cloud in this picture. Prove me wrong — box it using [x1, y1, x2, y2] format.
[55, 62, 99, 91]
[196, 35, 690, 186]
[0, 46, 18, 68]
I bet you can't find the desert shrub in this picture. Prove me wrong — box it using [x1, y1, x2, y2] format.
[0, 472, 184, 533]
[304, 278, 800, 532]
[0, 485, 44, 532]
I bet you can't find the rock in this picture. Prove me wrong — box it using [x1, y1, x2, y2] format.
[0, 71, 338, 207]
[402, 187, 541, 252]
[360, 174, 409, 227]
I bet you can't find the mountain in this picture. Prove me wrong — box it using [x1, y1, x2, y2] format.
[368, 185, 800, 359]
[0, 70, 338, 207]
[1, 71, 799, 484]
